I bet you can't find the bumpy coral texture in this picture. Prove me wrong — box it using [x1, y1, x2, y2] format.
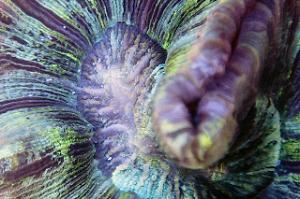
[0, 0, 299, 199]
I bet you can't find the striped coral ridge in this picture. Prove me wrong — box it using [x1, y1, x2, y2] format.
[0, 0, 105, 198]
[270, 55, 300, 195]
[0, 0, 222, 198]
[262, 1, 300, 196]
[0, 0, 220, 198]
[0, 0, 298, 198]
[264, 113, 300, 198]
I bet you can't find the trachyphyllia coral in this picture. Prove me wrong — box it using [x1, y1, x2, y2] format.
[0, 0, 299, 199]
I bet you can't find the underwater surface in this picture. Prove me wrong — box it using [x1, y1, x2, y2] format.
[0, 0, 299, 198]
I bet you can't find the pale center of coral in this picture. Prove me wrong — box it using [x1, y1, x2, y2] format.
[77, 22, 167, 175]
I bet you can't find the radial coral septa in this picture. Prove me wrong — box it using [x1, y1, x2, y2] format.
[77, 22, 167, 177]
[0, 0, 297, 198]
[262, 3, 300, 196]
[0, 106, 98, 198]
[12, 0, 91, 49]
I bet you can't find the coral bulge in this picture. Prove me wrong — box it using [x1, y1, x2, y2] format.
[153, 0, 283, 169]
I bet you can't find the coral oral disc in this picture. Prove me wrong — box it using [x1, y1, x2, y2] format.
[78, 22, 167, 175]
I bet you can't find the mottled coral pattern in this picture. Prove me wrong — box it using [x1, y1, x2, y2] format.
[0, 0, 299, 199]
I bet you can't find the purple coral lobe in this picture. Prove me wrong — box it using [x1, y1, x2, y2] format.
[152, 0, 282, 169]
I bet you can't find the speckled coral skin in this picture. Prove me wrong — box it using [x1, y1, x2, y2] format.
[0, 0, 299, 199]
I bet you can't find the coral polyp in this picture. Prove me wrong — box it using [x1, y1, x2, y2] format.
[0, 0, 299, 198]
